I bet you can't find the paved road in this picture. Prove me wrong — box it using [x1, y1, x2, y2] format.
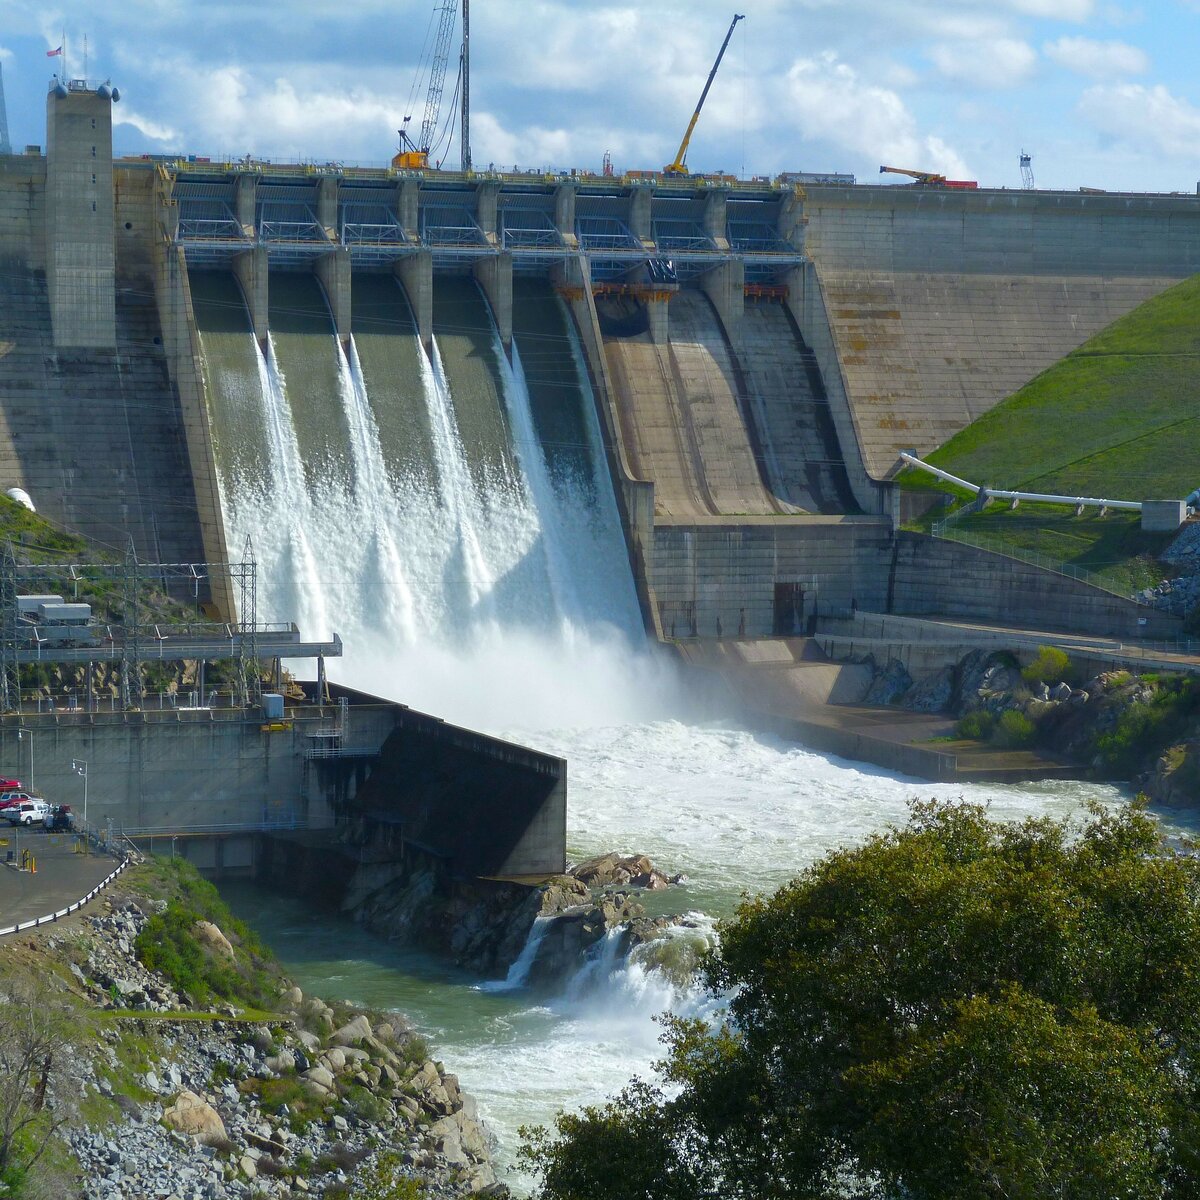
[0, 826, 121, 931]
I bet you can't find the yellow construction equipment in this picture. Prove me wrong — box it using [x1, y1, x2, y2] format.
[879, 165, 947, 186]
[664, 14, 745, 177]
[879, 165, 979, 190]
[393, 0, 460, 170]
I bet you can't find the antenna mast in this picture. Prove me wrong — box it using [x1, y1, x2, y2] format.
[461, 0, 471, 172]
[0, 64, 11, 156]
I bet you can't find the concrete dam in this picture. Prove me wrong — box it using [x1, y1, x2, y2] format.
[2, 79, 1200, 864]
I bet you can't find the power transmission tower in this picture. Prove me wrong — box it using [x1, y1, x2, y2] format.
[1020, 150, 1034, 190]
[0, 63, 11, 156]
[0, 542, 19, 711]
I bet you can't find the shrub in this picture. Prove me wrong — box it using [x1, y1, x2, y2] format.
[995, 709, 1036, 748]
[956, 710, 996, 741]
[1021, 645, 1070, 686]
[345, 1085, 390, 1125]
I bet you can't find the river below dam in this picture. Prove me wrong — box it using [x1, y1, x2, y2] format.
[220, 700, 1127, 1195]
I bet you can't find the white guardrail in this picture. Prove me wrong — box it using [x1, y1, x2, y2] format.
[0, 852, 131, 940]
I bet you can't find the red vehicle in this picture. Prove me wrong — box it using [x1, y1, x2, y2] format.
[0, 779, 21, 791]
[0, 791, 37, 811]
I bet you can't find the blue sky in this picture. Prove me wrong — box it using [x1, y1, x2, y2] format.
[2, 0, 1200, 192]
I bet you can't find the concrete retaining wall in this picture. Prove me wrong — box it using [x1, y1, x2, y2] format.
[892, 532, 1182, 640]
[652, 516, 893, 639]
[2, 687, 566, 880]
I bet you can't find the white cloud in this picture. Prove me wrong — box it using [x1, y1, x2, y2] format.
[783, 51, 970, 178]
[1078, 82, 1200, 159]
[928, 38, 1037, 88]
[1044, 37, 1148, 78]
[113, 109, 179, 144]
[1009, 0, 1093, 17]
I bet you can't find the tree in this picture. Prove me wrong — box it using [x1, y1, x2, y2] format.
[0, 978, 82, 1190]
[520, 801, 1200, 1199]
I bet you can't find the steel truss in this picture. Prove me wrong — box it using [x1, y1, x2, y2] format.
[0, 547, 259, 714]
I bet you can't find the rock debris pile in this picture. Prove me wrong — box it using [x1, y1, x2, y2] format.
[55, 898, 505, 1199]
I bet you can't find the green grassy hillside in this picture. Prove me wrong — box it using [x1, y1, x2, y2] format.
[924, 273, 1200, 501]
[900, 275, 1200, 600]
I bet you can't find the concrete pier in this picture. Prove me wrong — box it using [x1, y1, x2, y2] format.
[233, 247, 269, 342]
[395, 251, 434, 348]
[473, 252, 513, 347]
[314, 248, 351, 342]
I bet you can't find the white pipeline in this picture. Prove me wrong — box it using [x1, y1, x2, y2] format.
[898, 451, 1142, 512]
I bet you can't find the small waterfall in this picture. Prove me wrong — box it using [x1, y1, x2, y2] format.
[422, 340, 500, 622]
[565, 927, 628, 1001]
[498, 340, 577, 624]
[480, 916, 554, 992]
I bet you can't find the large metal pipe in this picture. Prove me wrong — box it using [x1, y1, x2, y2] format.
[898, 451, 1142, 512]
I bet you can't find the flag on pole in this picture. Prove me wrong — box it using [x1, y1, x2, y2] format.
[46, 46, 63, 57]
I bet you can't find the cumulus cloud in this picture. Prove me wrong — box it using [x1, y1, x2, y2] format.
[1078, 82, 1200, 159]
[1044, 37, 1148, 78]
[112, 110, 179, 144]
[783, 51, 970, 178]
[928, 38, 1037, 88]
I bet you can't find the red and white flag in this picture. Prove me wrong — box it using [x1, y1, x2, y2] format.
[46, 46, 62, 57]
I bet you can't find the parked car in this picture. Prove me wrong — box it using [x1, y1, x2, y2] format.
[0, 791, 39, 811]
[5, 799, 50, 826]
[0, 778, 21, 791]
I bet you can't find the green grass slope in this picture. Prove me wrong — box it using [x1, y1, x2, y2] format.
[925, 273, 1200, 501]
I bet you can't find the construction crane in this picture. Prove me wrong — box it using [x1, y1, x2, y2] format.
[879, 165, 947, 186]
[879, 165, 979, 190]
[663, 13, 745, 177]
[394, 0, 460, 171]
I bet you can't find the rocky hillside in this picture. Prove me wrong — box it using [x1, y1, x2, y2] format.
[861, 645, 1200, 804]
[1, 860, 504, 1199]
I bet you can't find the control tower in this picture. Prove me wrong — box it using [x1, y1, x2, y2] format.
[45, 76, 118, 348]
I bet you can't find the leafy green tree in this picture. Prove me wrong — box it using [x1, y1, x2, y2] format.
[1021, 644, 1070, 685]
[521, 801, 1200, 1199]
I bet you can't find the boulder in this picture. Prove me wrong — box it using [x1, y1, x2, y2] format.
[302, 1065, 336, 1091]
[192, 921, 235, 962]
[161, 1091, 227, 1143]
[330, 1014, 372, 1047]
[280, 985, 304, 1009]
[294, 1029, 321, 1055]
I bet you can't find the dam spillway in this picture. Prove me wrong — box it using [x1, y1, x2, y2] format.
[191, 266, 644, 689]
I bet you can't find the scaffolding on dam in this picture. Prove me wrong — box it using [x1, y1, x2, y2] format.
[0, 546, 342, 715]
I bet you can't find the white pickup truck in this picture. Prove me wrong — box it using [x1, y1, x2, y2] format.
[5, 799, 50, 826]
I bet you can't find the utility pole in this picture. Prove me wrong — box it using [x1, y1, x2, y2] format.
[461, 0, 471, 173]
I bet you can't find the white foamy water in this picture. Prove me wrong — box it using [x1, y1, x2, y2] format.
[430, 716, 1126, 1190]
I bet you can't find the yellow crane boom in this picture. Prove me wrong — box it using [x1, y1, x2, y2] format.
[879, 165, 947, 185]
[664, 13, 745, 177]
